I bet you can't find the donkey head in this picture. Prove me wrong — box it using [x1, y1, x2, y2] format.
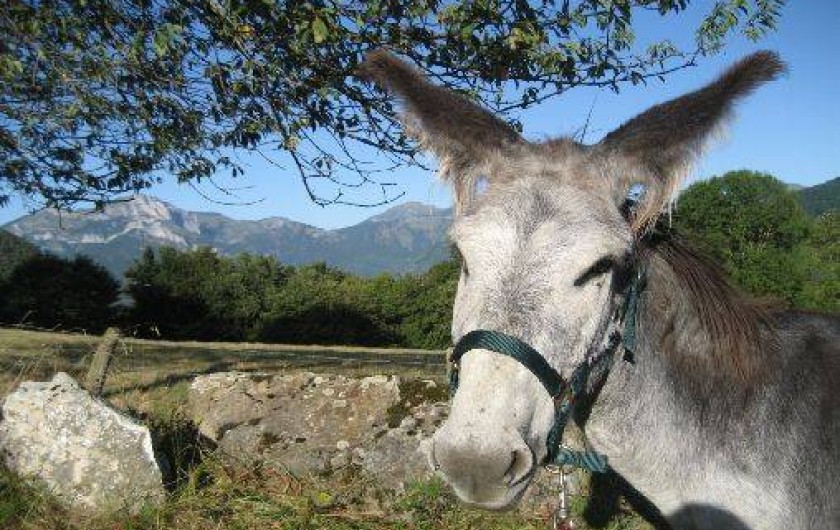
[359, 50, 783, 508]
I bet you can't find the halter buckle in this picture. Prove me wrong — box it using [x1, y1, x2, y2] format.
[552, 386, 575, 408]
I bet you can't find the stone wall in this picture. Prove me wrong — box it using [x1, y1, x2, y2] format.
[0, 370, 582, 516]
[189, 372, 448, 490]
[188, 371, 580, 510]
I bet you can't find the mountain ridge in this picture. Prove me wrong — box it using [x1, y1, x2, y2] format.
[3, 195, 453, 278]
[4, 178, 832, 280]
[797, 177, 839, 216]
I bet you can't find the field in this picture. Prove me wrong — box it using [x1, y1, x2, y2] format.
[0, 328, 651, 530]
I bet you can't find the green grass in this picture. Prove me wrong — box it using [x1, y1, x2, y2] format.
[0, 328, 655, 530]
[0, 458, 558, 530]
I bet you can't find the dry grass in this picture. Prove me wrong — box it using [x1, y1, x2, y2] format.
[0, 328, 653, 530]
[0, 328, 446, 399]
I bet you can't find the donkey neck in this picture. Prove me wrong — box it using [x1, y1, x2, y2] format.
[583, 245, 790, 527]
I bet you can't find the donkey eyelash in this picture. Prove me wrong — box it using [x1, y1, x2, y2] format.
[573, 256, 615, 286]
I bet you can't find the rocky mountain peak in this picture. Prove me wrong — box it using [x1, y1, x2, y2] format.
[108, 194, 175, 221]
[3, 197, 454, 278]
[367, 202, 449, 223]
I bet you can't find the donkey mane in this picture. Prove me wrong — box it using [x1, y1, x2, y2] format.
[640, 232, 778, 388]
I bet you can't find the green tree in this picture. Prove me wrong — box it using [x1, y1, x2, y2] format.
[795, 212, 839, 311]
[256, 262, 400, 345]
[126, 246, 291, 340]
[0, 253, 119, 332]
[122, 245, 461, 347]
[0, 229, 38, 279]
[398, 260, 459, 349]
[1, 0, 782, 210]
[672, 170, 830, 309]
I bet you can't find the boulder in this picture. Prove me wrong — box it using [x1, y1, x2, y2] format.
[0, 373, 165, 513]
[188, 371, 584, 507]
[189, 372, 443, 488]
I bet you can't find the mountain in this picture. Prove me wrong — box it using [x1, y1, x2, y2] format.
[797, 177, 839, 216]
[3, 195, 453, 279]
[6, 177, 830, 280]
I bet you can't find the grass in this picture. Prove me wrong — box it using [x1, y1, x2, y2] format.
[1, 455, 651, 530]
[0, 328, 446, 406]
[0, 456, 551, 530]
[0, 328, 655, 530]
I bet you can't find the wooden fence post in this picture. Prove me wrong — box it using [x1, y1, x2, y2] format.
[85, 327, 121, 396]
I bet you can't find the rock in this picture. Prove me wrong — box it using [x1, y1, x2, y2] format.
[0, 373, 165, 513]
[187, 371, 579, 506]
[362, 429, 434, 490]
[399, 416, 418, 432]
[189, 371, 307, 441]
[351, 447, 367, 465]
[330, 452, 350, 469]
[189, 372, 403, 477]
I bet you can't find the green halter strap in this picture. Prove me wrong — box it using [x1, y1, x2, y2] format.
[449, 329, 612, 473]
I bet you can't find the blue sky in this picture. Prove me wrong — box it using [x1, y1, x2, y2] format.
[2, 1, 838, 229]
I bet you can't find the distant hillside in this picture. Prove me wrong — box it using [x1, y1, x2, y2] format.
[797, 177, 839, 216]
[0, 229, 38, 279]
[3, 196, 453, 279]
[4, 176, 834, 281]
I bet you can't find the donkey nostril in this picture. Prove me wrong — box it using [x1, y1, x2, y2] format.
[504, 446, 534, 486]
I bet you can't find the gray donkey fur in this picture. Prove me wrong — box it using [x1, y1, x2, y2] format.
[358, 50, 839, 529]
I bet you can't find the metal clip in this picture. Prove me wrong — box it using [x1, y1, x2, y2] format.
[549, 465, 574, 530]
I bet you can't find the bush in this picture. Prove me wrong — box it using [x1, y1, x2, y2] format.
[0, 253, 119, 333]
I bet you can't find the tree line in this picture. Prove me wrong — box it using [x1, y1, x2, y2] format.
[125, 248, 456, 348]
[672, 171, 837, 312]
[0, 171, 836, 347]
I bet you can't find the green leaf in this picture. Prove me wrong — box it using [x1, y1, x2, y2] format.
[0, 0, 784, 211]
[312, 18, 328, 43]
[153, 32, 168, 57]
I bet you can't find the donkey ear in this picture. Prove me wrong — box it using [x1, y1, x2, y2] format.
[357, 50, 522, 204]
[598, 51, 785, 230]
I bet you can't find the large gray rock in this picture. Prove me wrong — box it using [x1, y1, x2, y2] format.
[188, 371, 584, 509]
[189, 372, 445, 488]
[0, 373, 165, 513]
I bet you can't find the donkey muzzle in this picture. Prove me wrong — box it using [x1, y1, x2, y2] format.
[429, 421, 535, 509]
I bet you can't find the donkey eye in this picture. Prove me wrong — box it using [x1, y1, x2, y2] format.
[574, 257, 615, 286]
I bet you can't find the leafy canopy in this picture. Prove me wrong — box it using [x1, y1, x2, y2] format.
[0, 229, 38, 279]
[1, 0, 783, 210]
[674, 170, 837, 311]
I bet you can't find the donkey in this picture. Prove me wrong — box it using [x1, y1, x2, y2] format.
[359, 50, 839, 530]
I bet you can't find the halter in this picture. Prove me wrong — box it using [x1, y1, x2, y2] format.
[448, 267, 646, 474]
